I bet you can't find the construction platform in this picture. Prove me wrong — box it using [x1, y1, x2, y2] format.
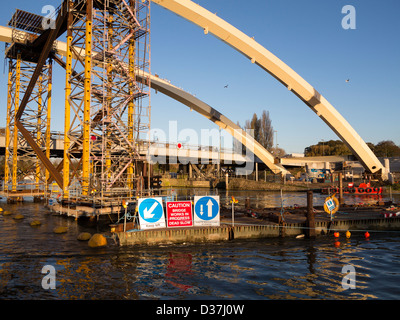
[113, 205, 400, 246]
[0, 189, 48, 203]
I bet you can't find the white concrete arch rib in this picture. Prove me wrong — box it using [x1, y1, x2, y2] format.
[152, 0, 384, 175]
[137, 72, 288, 175]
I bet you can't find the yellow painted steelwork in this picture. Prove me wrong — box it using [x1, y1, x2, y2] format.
[45, 62, 52, 185]
[12, 54, 21, 192]
[63, 5, 73, 197]
[82, 1, 93, 196]
[127, 30, 136, 188]
[152, 0, 385, 175]
[35, 75, 43, 189]
[106, 14, 113, 180]
[4, 63, 12, 189]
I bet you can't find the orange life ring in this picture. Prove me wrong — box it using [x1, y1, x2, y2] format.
[324, 195, 340, 215]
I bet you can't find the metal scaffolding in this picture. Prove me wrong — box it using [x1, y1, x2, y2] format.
[62, 0, 151, 197]
[4, 9, 53, 195]
[2, 0, 152, 201]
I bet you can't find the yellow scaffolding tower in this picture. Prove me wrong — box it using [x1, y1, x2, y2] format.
[11, 54, 21, 192]
[63, 0, 151, 197]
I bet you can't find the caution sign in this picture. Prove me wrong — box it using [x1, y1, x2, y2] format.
[166, 201, 193, 228]
[194, 196, 220, 227]
[138, 197, 166, 230]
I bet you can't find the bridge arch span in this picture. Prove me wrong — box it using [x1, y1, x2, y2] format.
[137, 72, 288, 175]
[152, 0, 385, 176]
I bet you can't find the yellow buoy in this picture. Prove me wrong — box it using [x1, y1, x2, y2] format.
[77, 232, 92, 241]
[346, 230, 351, 238]
[13, 214, 25, 220]
[0, 208, 3, 212]
[53, 226, 68, 234]
[88, 233, 107, 248]
[3, 210, 12, 216]
[30, 220, 42, 227]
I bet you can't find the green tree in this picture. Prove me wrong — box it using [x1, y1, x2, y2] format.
[373, 140, 400, 157]
[304, 140, 351, 156]
[259, 110, 274, 151]
[244, 110, 275, 151]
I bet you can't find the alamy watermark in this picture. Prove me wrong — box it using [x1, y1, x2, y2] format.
[41, 265, 56, 290]
[41, 5, 57, 30]
[40, 4, 357, 30]
[341, 265, 356, 290]
[342, 5, 356, 30]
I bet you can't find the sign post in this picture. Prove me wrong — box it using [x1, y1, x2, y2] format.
[122, 200, 128, 232]
[193, 196, 220, 227]
[230, 196, 238, 227]
[324, 194, 339, 221]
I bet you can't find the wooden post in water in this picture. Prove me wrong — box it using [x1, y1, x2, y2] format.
[245, 197, 250, 210]
[338, 172, 344, 205]
[306, 190, 316, 238]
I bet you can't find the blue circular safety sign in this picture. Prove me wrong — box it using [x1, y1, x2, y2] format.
[194, 196, 219, 220]
[139, 198, 164, 223]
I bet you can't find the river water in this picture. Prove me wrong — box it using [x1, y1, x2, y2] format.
[1, 190, 400, 300]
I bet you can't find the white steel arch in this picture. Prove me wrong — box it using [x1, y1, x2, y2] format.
[136, 72, 288, 175]
[152, 0, 385, 176]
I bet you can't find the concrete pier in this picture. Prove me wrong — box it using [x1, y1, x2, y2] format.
[116, 226, 232, 246]
[114, 214, 400, 246]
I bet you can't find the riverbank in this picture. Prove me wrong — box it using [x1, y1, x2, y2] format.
[161, 177, 324, 192]
[161, 177, 400, 195]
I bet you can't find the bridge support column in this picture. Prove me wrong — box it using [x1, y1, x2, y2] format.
[82, 0, 93, 196]
[11, 54, 21, 192]
[4, 60, 13, 191]
[255, 162, 258, 181]
[63, 1, 73, 197]
[45, 61, 52, 189]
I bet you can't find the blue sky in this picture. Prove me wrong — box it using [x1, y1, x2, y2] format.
[0, 0, 399, 154]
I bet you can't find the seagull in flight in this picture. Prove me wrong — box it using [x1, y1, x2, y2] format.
[224, 84, 229, 88]
[345, 79, 350, 83]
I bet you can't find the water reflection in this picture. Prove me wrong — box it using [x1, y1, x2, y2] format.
[1, 199, 400, 299]
[170, 188, 398, 209]
[165, 252, 193, 291]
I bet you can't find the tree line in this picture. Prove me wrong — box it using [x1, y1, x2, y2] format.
[304, 140, 400, 157]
